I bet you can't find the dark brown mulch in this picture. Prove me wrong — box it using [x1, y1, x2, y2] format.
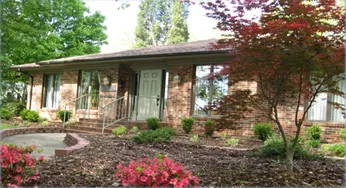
[32, 134, 344, 187]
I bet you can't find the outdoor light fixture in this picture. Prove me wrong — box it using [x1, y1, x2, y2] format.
[103, 76, 111, 86]
[173, 74, 181, 84]
[16, 68, 22, 77]
[118, 79, 125, 90]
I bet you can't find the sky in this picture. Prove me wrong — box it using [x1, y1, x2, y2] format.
[83, 0, 223, 53]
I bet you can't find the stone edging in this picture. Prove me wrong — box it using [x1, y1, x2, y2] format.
[55, 133, 90, 156]
[0, 127, 90, 156]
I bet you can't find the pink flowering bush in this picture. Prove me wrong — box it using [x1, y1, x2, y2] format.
[1, 144, 44, 187]
[115, 154, 200, 187]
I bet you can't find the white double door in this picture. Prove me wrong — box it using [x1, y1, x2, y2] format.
[136, 70, 163, 120]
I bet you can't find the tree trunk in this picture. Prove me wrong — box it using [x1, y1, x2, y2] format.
[286, 151, 294, 172]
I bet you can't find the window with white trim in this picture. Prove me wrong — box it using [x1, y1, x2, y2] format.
[42, 74, 61, 108]
[307, 78, 344, 121]
[194, 65, 228, 115]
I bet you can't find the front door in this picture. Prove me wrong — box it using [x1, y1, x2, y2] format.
[136, 70, 163, 120]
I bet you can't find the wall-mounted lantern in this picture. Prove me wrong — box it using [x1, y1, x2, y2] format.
[173, 74, 181, 84]
[103, 76, 111, 86]
[118, 79, 125, 90]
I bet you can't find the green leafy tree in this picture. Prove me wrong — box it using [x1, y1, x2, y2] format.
[134, 0, 189, 48]
[0, 0, 108, 103]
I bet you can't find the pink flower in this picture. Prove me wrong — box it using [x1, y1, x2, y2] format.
[16, 166, 23, 173]
[38, 155, 44, 161]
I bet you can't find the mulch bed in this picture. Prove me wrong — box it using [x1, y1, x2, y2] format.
[31, 134, 344, 187]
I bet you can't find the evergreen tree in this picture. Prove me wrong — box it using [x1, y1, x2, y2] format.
[134, 0, 189, 48]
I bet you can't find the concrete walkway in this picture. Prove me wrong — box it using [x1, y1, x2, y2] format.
[2, 133, 67, 158]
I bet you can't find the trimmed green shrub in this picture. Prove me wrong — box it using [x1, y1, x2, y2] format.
[57, 110, 72, 122]
[181, 117, 195, 134]
[190, 134, 199, 143]
[321, 144, 345, 157]
[1, 108, 13, 120]
[132, 128, 175, 144]
[112, 126, 127, 137]
[253, 123, 273, 141]
[3, 102, 26, 116]
[305, 125, 322, 140]
[20, 109, 30, 120]
[255, 135, 324, 160]
[130, 126, 139, 134]
[204, 120, 215, 137]
[306, 139, 321, 148]
[25, 111, 40, 122]
[146, 117, 161, 130]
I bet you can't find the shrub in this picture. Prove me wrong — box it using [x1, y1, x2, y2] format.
[41, 121, 49, 126]
[112, 126, 127, 137]
[3, 102, 26, 117]
[1, 144, 44, 187]
[226, 138, 239, 146]
[146, 117, 161, 130]
[130, 126, 139, 134]
[57, 110, 72, 122]
[321, 144, 345, 157]
[339, 129, 345, 140]
[132, 128, 175, 144]
[20, 109, 30, 120]
[181, 117, 194, 134]
[306, 139, 321, 148]
[305, 125, 322, 140]
[253, 123, 273, 141]
[190, 134, 199, 143]
[1, 108, 13, 120]
[255, 135, 323, 160]
[25, 111, 40, 122]
[204, 120, 215, 137]
[115, 154, 200, 187]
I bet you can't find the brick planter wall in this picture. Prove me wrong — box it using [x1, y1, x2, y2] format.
[0, 127, 65, 139]
[55, 133, 89, 156]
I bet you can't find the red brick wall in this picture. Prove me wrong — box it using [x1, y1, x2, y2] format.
[166, 65, 194, 128]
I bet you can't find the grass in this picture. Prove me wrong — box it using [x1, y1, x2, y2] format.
[0, 123, 16, 129]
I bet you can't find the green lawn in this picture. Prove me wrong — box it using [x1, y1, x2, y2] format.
[0, 123, 16, 129]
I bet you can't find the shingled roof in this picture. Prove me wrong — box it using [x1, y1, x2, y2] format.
[11, 39, 230, 69]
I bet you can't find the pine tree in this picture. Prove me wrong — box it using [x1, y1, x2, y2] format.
[134, 0, 189, 48]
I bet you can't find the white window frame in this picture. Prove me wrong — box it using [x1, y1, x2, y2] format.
[42, 74, 61, 109]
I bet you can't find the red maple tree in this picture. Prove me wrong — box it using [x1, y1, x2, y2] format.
[201, 0, 345, 171]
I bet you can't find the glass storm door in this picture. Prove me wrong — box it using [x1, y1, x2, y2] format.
[78, 70, 100, 109]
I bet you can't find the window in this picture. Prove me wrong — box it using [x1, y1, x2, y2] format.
[307, 78, 344, 121]
[42, 74, 61, 108]
[78, 70, 100, 109]
[194, 65, 228, 115]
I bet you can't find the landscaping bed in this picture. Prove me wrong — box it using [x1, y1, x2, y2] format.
[33, 134, 344, 187]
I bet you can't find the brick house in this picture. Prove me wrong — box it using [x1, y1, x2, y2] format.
[11, 39, 344, 142]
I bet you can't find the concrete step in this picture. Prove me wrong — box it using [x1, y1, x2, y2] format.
[68, 125, 113, 134]
[64, 128, 110, 135]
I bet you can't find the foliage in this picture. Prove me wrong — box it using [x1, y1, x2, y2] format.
[57, 110, 72, 122]
[181, 117, 195, 134]
[41, 121, 49, 126]
[189, 134, 199, 143]
[134, 0, 189, 48]
[306, 139, 321, 149]
[1, 0, 108, 102]
[1, 144, 44, 187]
[1, 108, 13, 120]
[220, 132, 228, 140]
[305, 125, 322, 140]
[146, 117, 162, 130]
[225, 138, 239, 146]
[255, 135, 323, 160]
[38, 117, 48, 123]
[19, 109, 30, 120]
[130, 126, 139, 134]
[201, 0, 344, 171]
[131, 128, 175, 144]
[204, 120, 215, 137]
[338, 129, 345, 140]
[25, 111, 40, 122]
[112, 126, 127, 137]
[115, 154, 200, 187]
[2, 102, 26, 117]
[321, 144, 345, 157]
[254, 123, 274, 141]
